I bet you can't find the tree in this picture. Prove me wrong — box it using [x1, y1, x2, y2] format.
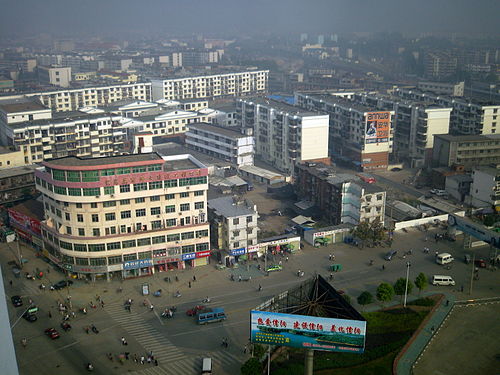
[341, 294, 351, 305]
[376, 282, 394, 305]
[357, 291, 374, 310]
[351, 218, 387, 246]
[241, 357, 262, 375]
[414, 272, 428, 296]
[394, 277, 413, 303]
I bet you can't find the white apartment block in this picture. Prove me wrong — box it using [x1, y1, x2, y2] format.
[37, 66, 72, 88]
[470, 166, 500, 208]
[237, 98, 329, 174]
[208, 196, 259, 252]
[151, 70, 269, 101]
[35, 153, 210, 280]
[186, 122, 254, 167]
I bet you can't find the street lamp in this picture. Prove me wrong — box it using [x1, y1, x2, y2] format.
[403, 261, 411, 308]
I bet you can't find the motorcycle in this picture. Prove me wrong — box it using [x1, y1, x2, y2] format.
[369, 260, 374, 266]
[202, 297, 211, 303]
[257, 285, 262, 292]
[174, 291, 182, 298]
[91, 324, 99, 334]
[297, 271, 305, 277]
[153, 289, 162, 297]
[161, 309, 174, 318]
[86, 363, 94, 372]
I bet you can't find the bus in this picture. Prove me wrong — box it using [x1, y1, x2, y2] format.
[356, 173, 376, 184]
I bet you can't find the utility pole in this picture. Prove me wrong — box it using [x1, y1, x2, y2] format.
[469, 252, 475, 295]
[304, 349, 314, 375]
[16, 235, 23, 269]
[403, 261, 411, 307]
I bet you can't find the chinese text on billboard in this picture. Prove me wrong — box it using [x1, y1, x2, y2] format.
[365, 112, 390, 144]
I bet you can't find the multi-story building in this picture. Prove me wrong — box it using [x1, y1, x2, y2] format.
[295, 162, 386, 226]
[432, 134, 500, 168]
[417, 81, 465, 97]
[469, 166, 500, 209]
[151, 70, 268, 101]
[295, 93, 394, 171]
[353, 92, 451, 167]
[186, 122, 254, 167]
[37, 66, 72, 88]
[35, 153, 210, 280]
[237, 98, 329, 174]
[394, 87, 500, 136]
[423, 51, 458, 79]
[0, 165, 37, 205]
[208, 196, 258, 253]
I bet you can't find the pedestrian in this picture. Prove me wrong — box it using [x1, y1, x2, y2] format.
[147, 356, 151, 364]
[9, 280, 12, 286]
[382, 264, 385, 271]
[175, 275, 179, 282]
[125, 352, 129, 360]
[188, 281, 191, 288]
[21, 337, 27, 348]
[134, 354, 138, 363]
[431, 326, 435, 333]
[193, 275, 196, 282]
[140, 356, 145, 365]
[278, 260, 282, 266]
[71, 311, 76, 318]
[101, 300, 105, 308]
[47, 267, 50, 274]
[121, 337, 126, 345]
[150, 304, 154, 311]
[329, 254, 332, 260]
[48, 310, 52, 318]
[461, 285, 464, 293]
[238, 275, 242, 282]
[243, 345, 248, 353]
[285, 256, 289, 262]
[155, 359, 158, 366]
[446, 300, 449, 306]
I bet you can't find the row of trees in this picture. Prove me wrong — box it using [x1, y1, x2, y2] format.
[357, 272, 428, 309]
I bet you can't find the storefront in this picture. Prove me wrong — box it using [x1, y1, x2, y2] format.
[153, 255, 183, 272]
[122, 259, 153, 279]
[195, 250, 211, 266]
[8, 206, 43, 251]
[63, 264, 110, 281]
[304, 225, 353, 246]
[258, 235, 301, 257]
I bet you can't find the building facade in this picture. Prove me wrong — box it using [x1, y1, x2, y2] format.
[295, 163, 386, 226]
[35, 153, 210, 280]
[237, 98, 330, 174]
[469, 166, 500, 209]
[186, 123, 254, 167]
[37, 66, 72, 88]
[151, 70, 268, 101]
[0, 165, 37, 205]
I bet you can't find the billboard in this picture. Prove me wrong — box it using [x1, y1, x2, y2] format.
[448, 214, 500, 249]
[365, 111, 390, 144]
[250, 310, 366, 353]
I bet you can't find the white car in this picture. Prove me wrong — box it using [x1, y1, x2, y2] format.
[430, 189, 447, 196]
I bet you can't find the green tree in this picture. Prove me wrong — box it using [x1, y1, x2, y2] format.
[394, 277, 413, 303]
[414, 272, 428, 296]
[357, 291, 374, 310]
[241, 357, 262, 375]
[342, 294, 351, 305]
[376, 282, 394, 305]
[351, 218, 387, 246]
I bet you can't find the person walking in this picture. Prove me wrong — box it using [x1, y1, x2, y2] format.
[329, 254, 332, 261]
[243, 344, 248, 354]
[188, 281, 192, 288]
[9, 280, 13, 287]
[193, 275, 196, 282]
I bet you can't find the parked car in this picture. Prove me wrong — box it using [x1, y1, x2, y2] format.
[391, 167, 402, 172]
[266, 264, 283, 272]
[11, 295, 23, 307]
[50, 280, 73, 290]
[474, 259, 487, 268]
[430, 189, 448, 197]
[384, 250, 398, 261]
[44, 328, 60, 339]
[23, 311, 38, 322]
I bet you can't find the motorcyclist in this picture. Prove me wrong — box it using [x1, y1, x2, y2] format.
[87, 362, 94, 371]
[258, 284, 262, 291]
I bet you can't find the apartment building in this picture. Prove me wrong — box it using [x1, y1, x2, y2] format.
[432, 134, 500, 168]
[423, 51, 458, 79]
[237, 98, 329, 174]
[151, 70, 268, 101]
[295, 93, 394, 171]
[295, 162, 386, 226]
[208, 196, 258, 253]
[394, 87, 500, 136]
[0, 165, 37, 205]
[186, 123, 254, 167]
[353, 92, 451, 167]
[35, 153, 210, 280]
[417, 81, 465, 97]
[37, 66, 72, 88]
[470, 166, 500, 209]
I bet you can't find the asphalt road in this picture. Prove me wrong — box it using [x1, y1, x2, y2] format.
[3, 227, 497, 375]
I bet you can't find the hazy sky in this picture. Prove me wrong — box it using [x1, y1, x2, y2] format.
[1, 0, 498, 37]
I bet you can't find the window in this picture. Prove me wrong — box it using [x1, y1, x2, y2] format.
[68, 188, 82, 196]
[194, 190, 204, 196]
[90, 203, 98, 208]
[233, 242, 240, 248]
[148, 165, 162, 171]
[150, 195, 160, 202]
[122, 240, 136, 248]
[151, 207, 161, 215]
[60, 240, 72, 250]
[165, 205, 175, 213]
[137, 238, 151, 246]
[105, 226, 116, 235]
[135, 197, 145, 203]
[233, 230, 240, 237]
[91, 214, 99, 222]
[194, 202, 204, 209]
[152, 235, 165, 244]
[82, 171, 99, 182]
[138, 251, 151, 259]
[123, 253, 137, 261]
[246, 216, 253, 223]
[108, 255, 122, 265]
[66, 171, 80, 182]
[76, 203, 82, 208]
[132, 166, 146, 173]
[92, 228, 100, 236]
[180, 192, 189, 198]
[52, 169, 66, 181]
[103, 201, 116, 208]
[74, 244, 87, 252]
[164, 179, 178, 188]
[65, 212, 71, 221]
[149, 181, 162, 190]
[54, 186, 67, 195]
[75, 257, 89, 265]
[104, 186, 115, 195]
[134, 183, 147, 192]
[196, 229, 208, 238]
[83, 187, 100, 196]
[121, 210, 131, 219]
[196, 243, 209, 252]
[165, 193, 175, 200]
[101, 169, 115, 176]
[181, 231, 194, 240]
[120, 199, 130, 205]
[88, 243, 105, 252]
[66, 226, 72, 235]
[182, 244, 195, 253]
[233, 218, 240, 225]
[151, 220, 162, 229]
[120, 184, 131, 193]
[90, 258, 106, 266]
[77, 214, 83, 222]
[117, 168, 131, 175]
[105, 213, 116, 221]
[166, 218, 176, 227]
[180, 203, 190, 211]
[136, 208, 146, 217]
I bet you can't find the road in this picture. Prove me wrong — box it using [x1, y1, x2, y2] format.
[3, 226, 497, 375]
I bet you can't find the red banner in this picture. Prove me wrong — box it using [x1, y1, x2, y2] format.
[8, 208, 42, 235]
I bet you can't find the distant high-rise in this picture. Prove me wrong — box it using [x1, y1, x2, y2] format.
[300, 33, 308, 42]
[318, 35, 325, 45]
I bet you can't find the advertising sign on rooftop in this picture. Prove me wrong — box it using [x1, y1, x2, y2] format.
[250, 310, 366, 353]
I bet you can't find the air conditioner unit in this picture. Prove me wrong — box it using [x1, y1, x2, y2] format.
[156, 215, 160, 218]
[186, 186, 190, 190]
[95, 195, 100, 198]
[110, 194, 115, 197]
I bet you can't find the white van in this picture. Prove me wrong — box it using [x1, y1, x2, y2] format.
[436, 253, 454, 265]
[201, 357, 212, 375]
[432, 275, 455, 286]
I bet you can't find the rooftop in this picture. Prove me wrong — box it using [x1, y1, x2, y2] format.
[188, 122, 247, 138]
[208, 196, 256, 218]
[435, 134, 500, 142]
[302, 94, 382, 113]
[10, 198, 45, 221]
[0, 98, 47, 113]
[240, 97, 319, 117]
[44, 153, 163, 168]
[0, 165, 38, 179]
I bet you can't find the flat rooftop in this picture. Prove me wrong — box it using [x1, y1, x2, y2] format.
[208, 196, 256, 218]
[241, 97, 319, 117]
[303, 94, 381, 113]
[44, 153, 163, 167]
[0, 98, 47, 113]
[163, 157, 199, 171]
[188, 122, 246, 138]
[0, 165, 38, 179]
[435, 134, 500, 142]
